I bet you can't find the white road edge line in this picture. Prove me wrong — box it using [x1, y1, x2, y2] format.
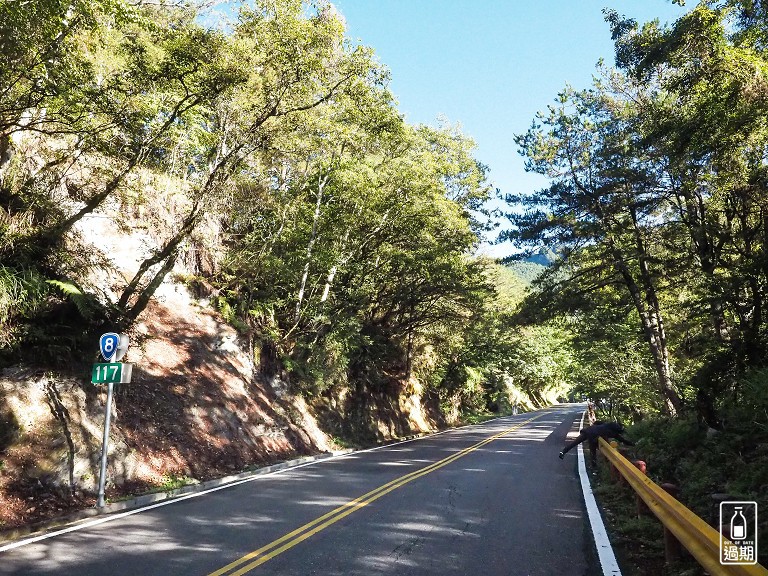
[0, 409, 540, 553]
[577, 411, 622, 576]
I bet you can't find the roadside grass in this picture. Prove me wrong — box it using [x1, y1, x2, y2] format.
[113, 474, 200, 501]
[159, 473, 198, 493]
[590, 460, 702, 576]
[590, 425, 768, 572]
[459, 409, 514, 425]
[330, 436, 354, 450]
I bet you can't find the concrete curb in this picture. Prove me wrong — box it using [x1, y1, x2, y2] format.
[0, 450, 351, 546]
[0, 424, 500, 548]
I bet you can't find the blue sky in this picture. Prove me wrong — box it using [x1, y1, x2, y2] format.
[331, 1, 690, 257]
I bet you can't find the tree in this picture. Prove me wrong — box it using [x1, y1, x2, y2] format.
[0, 0, 245, 341]
[116, 0, 377, 322]
[215, 84, 494, 406]
[505, 82, 684, 415]
[606, 5, 768, 422]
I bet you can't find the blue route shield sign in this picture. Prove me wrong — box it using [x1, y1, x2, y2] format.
[99, 333, 120, 362]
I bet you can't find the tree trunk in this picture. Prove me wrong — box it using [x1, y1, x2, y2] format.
[405, 297, 415, 381]
[118, 200, 201, 312]
[0, 135, 13, 177]
[627, 206, 683, 414]
[320, 227, 353, 304]
[295, 174, 328, 322]
[320, 264, 337, 304]
[124, 253, 178, 322]
[675, 187, 731, 341]
[608, 237, 682, 416]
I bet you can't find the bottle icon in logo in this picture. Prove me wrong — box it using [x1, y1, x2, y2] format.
[731, 507, 747, 540]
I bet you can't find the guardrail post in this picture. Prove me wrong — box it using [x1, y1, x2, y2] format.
[636, 494, 650, 516]
[633, 461, 649, 516]
[660, 482, 679, 497]
[616, 448, 632, 485]
[660, 483, 682, 563]
[607, 440, 619, 481]
[663, 526, 682, 563]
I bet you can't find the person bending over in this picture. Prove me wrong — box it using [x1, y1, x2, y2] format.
[559, 421, 634, 466]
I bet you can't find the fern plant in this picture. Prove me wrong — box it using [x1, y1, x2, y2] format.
[0, 266, 47, 347]
[45, 280, 96, 320]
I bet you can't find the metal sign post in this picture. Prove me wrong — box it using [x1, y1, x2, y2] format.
[97, 380, 115, 508]
[93, 333, 131, 508]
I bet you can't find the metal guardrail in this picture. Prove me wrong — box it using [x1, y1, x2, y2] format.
[598, 437, 768, 576]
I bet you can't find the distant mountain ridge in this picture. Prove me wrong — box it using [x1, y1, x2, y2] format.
[503, 246, 557, 285]
[525, 246, 558, 267]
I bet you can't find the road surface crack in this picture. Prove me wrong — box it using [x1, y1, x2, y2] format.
[392, 535, 427, 560]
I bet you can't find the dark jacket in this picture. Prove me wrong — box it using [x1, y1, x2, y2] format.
[581, 422, 634, 445]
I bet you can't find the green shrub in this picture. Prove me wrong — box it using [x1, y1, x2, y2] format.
[629, 417, 703, 484]
[627, 385, 768, 567]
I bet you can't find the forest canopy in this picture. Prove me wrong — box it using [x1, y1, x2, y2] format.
[504, 1, 768, 425]
[4, 0, 768, 430]
[0, 0, 546, 423]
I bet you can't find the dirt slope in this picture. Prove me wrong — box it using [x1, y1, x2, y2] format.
[0, 203, 340, 531]
[0, 289, 337, 531]
[0, 196, 443, 533]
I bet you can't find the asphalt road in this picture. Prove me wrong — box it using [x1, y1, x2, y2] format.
[0, 404, 600, 576]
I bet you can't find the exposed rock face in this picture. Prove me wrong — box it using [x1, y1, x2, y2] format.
[0, 285, 439, 530]
[0, 204, 438, 531]
[0, 291, 339, 529]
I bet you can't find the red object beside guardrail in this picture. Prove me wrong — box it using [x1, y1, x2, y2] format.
[597, 437, 768, 576]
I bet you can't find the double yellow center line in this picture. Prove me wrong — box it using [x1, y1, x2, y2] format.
[209, 413, 545, 576]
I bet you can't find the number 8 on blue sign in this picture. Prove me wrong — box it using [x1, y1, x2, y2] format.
[100, 333, 119, 362]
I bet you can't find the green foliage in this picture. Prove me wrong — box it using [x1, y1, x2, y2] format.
[215, 90, 496, 408]
[45, 280, 96, 320]
[460, 411, 503, 425]
[213, 295, 249, 334]
[504, 260, 546, 285]
[0, 0, 521, 427]
[0, 266, 47, 326]
[506, 322, 574, 403]
[568, 306, 666, 419]
[159, 473, 197, 493]
[503, 3, 768, 422]
[732, 368, 768, 433]
[18, 0, 768, 441]
[630, 417, 704, 482]
[621, 366, 768, 564]
[0, 266, 50, 356]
